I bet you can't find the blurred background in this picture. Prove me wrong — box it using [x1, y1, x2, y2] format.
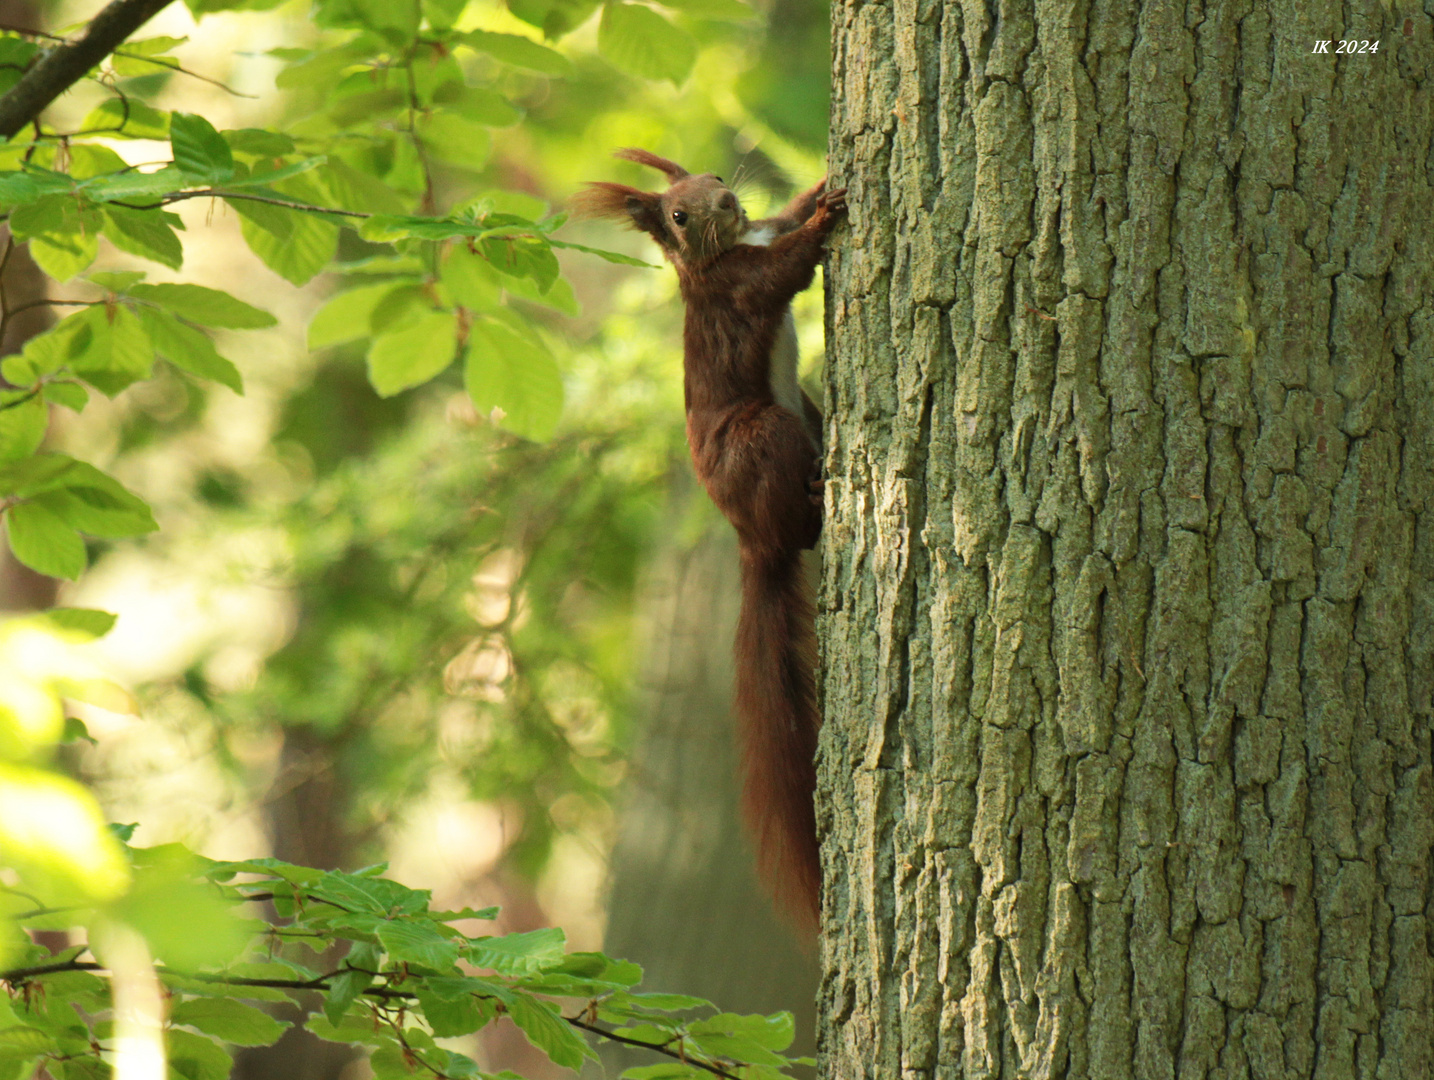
[0, 0, 833, 1073]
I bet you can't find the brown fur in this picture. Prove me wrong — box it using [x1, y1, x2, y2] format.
[577, 150, 847, 925]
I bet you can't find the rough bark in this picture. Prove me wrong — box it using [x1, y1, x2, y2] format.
[820, 1, 1434, 1078]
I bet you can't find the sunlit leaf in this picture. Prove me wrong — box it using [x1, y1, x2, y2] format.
[0, 394, 47, 462]
[128, 283, 276, 328]
[138, 308, 244, 393]
[463, 318, 563, 441]
[80, 97, 172, 139]
[461, 31, 572, 75]
[598, 2, 697, 85]
[308, 282, 408, 349]
[171, 999, 289, 1046]
[102, 206, 185, 270]
[366, 311, 458, 397]
[235, 203, 338, 285]
[170, 112, 235, 182]
[416, 113, 491, 170]
[4, 502, 85, 579]
[29, 231, 99, 283]
[0, 763, 130, 900]
[69, 305, 155, 396]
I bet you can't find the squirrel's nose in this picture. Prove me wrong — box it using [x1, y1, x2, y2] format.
[718, 191, 738, 212]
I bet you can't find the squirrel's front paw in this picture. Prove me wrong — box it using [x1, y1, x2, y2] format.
[807, 473, 824, 508]
[812, 187, 848, 230]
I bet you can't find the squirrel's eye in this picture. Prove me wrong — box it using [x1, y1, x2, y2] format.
[672, 210, 688, 226]
[715, 176, 724, 183]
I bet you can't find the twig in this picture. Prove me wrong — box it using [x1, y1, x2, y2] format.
[0, 957, 751, 1080]
[566, 1016, 743, 1080]
[109, 189, 371, 218]
[0, 0, 178, 139]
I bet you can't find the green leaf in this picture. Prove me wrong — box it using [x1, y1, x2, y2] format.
[620, 1066, 707, 1080]
[138, 309, 244, 392]
[0, 394, 46, 462]
[274, 42, 369, 90]
[480, 234, 560, 291]
[0, 38, 37, 95]
[653, 0, 754, 19]
[375, 918, 460, 970]
[223, 129, 296, 156]
[171, 999, 288, 1047]
[4, 502, 85, 579]
[45, 607, 118, 638]
[90, 270, 148, 291]
[80, 98, 171, 139]
[112, 50, 179, 78]
[623, 992, 708, 1011]
[235, 203, 338, 285]
[29, 232, 98, 283]
[305, 871, 430, 915]
[329, 87, 406, 127]
[431, 83, 521, 127]
[688, 1011, 794, 1051]
[3, 456, 157, 538]
[508, 0, 600, 38]
[463, 319, 563, 441]
[461, 31, 572, 75]
[69, 305, 154, 396]
[322, 966, 373, 1025]
[414, 986, 493, 1038]
[30, 484, 156, 539]
[505, 994, 593, 1069]
[308, 282, 407, 350]
[42, 382, 89, 412]
[464, 927, 566, 974]
[9, 194, 68, 239]
[102, 206, 184, 270]
[598, 2, 697, 85]
[314, 159, 408, 215]
[366, 311, 457, 397]
[170, 113, 235, 182]
[548, 237, 657, 267]
[165, 1029, 234, 1080]
[128, 283, 276, 328]
[416, 113, 491, 170]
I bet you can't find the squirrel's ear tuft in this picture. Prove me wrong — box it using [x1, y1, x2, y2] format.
[572, 182, 665, 241]
[614, 147, 689, 182]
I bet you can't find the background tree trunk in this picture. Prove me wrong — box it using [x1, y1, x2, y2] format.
[603, 486, 818, 1068]
[820, 2, 1433, 1077]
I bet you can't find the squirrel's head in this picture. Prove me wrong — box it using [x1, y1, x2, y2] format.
[573, 148, 749, 264]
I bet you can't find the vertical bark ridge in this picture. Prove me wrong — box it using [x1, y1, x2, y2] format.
[822, 0, 1434, 1076]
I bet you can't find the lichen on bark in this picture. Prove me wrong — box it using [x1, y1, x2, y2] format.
[819, 1, 1434, 1077]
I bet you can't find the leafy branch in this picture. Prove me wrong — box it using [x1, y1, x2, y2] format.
[0, 0, 176, 138]
[0, 952, 751, 1080]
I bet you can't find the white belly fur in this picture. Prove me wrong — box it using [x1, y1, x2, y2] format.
[770, 309, 805, 422]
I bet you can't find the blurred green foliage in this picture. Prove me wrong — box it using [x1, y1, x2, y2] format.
[0, 0, 833, 1068]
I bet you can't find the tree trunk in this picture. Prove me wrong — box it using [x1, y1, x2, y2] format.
[820, 2, 1433, 1077]
[603, 490, 818, 1066]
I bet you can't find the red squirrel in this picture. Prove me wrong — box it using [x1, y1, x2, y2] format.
[575, 148, 846, 924]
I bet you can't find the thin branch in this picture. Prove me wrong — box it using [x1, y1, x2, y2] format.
[0, 0, 178, 139]
[107, 51, 257, 98]
[0, 957, 753, 1080]
[108, 189, 372, 218]
[565, 1017, 743, 1080]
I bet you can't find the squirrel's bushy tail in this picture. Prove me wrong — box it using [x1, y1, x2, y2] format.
[734, 545, 820, 925]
